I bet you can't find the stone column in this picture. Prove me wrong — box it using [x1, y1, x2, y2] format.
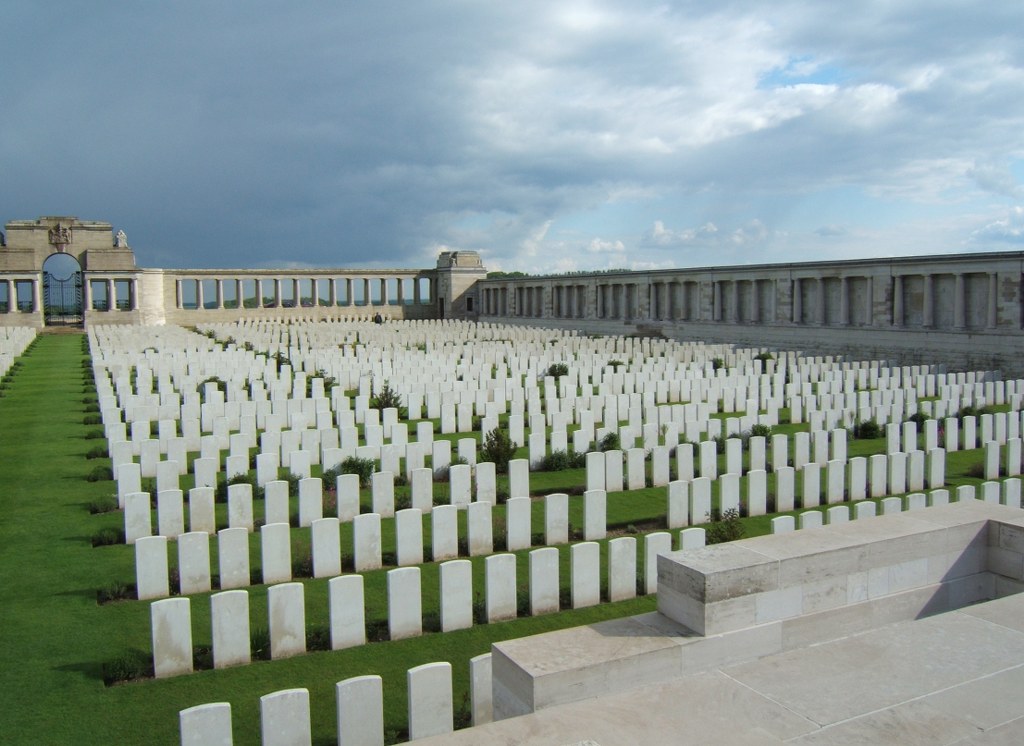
[750, 280, 760, 323]
[80, 278, 90, 313]
[193, 279, 202, 311]
[839, 277, 850, 326]
[175, 280, 183, 309]
[712, 282, 721, 321]
[107, 279, 116, 311]
[33, 277, 43, 313]
[865, 275, 875, 326]
[131, 279, 139, 310]
[792, 279, 802, 324]
[892, 275, 904, 327]
[729, 281, 739, 322]
[922, 274, 933, 328]
[988, 273, 998, 328]
[816, 278, 826, 325]
[215, 279, 224, 309]
[952, 274, 965, 330]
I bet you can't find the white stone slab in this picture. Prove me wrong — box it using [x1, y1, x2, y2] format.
[608, 536, 637, 602]
[218, 527, 250, 590]
[261, 522, 292, 585]
[189, 487, 216, 535]
[353, 513, 382, 571]
[180, 702, 232, 746]
[431, 504, 458, 561]
[260, 688, 311, 746]
[211, 589, 250, 669]
[157, 489, 186, 538]
[151, 597, 192, 678]
[485, 553, 518, 622]
[529, 547, 560, 615]
[395, 508, 424, 567]
[336, 675, 382, 746]
[136, 535, 169, 600]
[329, 575, 366, 650]
[644, 532, 672, 595]
[312, 517, 341, 578]
[407, 662, 453, 741]
[583, 489, 607, 541]
[387, 567, 422, 640]
[125, 491, 153, 544]
[505, 496, 531, 552]
[268, 583, 306, 660]
[545, 493, 569, 545]
[178, 531, 211, 595]
[470, 653, 493, 727]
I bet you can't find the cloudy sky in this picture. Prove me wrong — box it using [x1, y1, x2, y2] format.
[3, 1, 1023, 273]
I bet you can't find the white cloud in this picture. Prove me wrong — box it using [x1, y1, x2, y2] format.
[2, 1, 1023, 271]
[969, 206, 1024, 245]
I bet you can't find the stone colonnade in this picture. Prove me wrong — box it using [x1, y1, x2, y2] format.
[169, 272, 434, 312]
[480, 255, 1022, 333]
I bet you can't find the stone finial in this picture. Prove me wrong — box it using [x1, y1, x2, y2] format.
[115, 229, 128, 247]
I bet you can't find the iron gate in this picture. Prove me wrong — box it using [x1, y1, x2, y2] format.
[43, 270, 83, 326]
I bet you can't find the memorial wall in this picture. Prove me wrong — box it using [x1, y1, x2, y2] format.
[3, 215, 1023, 374]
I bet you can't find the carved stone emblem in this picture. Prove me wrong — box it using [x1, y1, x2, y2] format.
[48, 222, 72, 247]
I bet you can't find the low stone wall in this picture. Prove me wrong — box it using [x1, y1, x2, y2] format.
[491, 500, 1024, 719]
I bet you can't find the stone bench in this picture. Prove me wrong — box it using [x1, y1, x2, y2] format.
[492, 500, 1024, 719]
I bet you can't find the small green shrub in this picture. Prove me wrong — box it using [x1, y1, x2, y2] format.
[86, 465, 113, 482]
[908, 411, 928, 426]
[198, 376, 227, 402]
[711, 357, 725, 371]
[705, 508, 745, 544]
[547, 363, 569, 378]
[96, 580, 134, 604]
[86, 445, 109, 460]
[102, 650, 152, 685]
[340, 457, 375, 487]
[852, 420, 882, 439]
[753, 351, 774, 363]
[607, 359, 625, 370]
[749, 423, 772, 438]
[599, 432, 620, 452]
[251, 626, 271, 661]
[82, 413, 102, 426]
[480, 428, 517, 473]
[91, 527, 124, 547]
[88, 496, 118, 514]
[540, 450, 587, 471]
[370, 381, 404, 415]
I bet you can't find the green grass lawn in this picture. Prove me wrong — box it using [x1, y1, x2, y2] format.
[0, 334, 1012, 744]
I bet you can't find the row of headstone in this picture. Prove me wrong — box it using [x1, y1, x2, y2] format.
[179, 656, 492, 745]
[152, 534, 674, 678]
[770, 478, 1022, 534]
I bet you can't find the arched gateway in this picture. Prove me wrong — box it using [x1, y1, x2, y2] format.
[42, 252, 84, 326]
[0, 217, 484, 329]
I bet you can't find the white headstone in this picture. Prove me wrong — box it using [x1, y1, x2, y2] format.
[261, 522, 292, 585]
[336, 675, 382, 746]
[485, 553, 517, 622]
[529, 547, 560, 615]
[218, 527, 250, 590]
[407, 662, 453, 741]
[151, 597, 193, 678]
[211, 589, 250, 669]
[268, 583, 306, 660]
[387, 567, 422, 640]
[260, 688, 311, 746]
[329, 575, 366, 650]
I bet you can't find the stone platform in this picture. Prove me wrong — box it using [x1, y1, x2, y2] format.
[414, 502, 1024, 745]
[415, 587, 1024, 745]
